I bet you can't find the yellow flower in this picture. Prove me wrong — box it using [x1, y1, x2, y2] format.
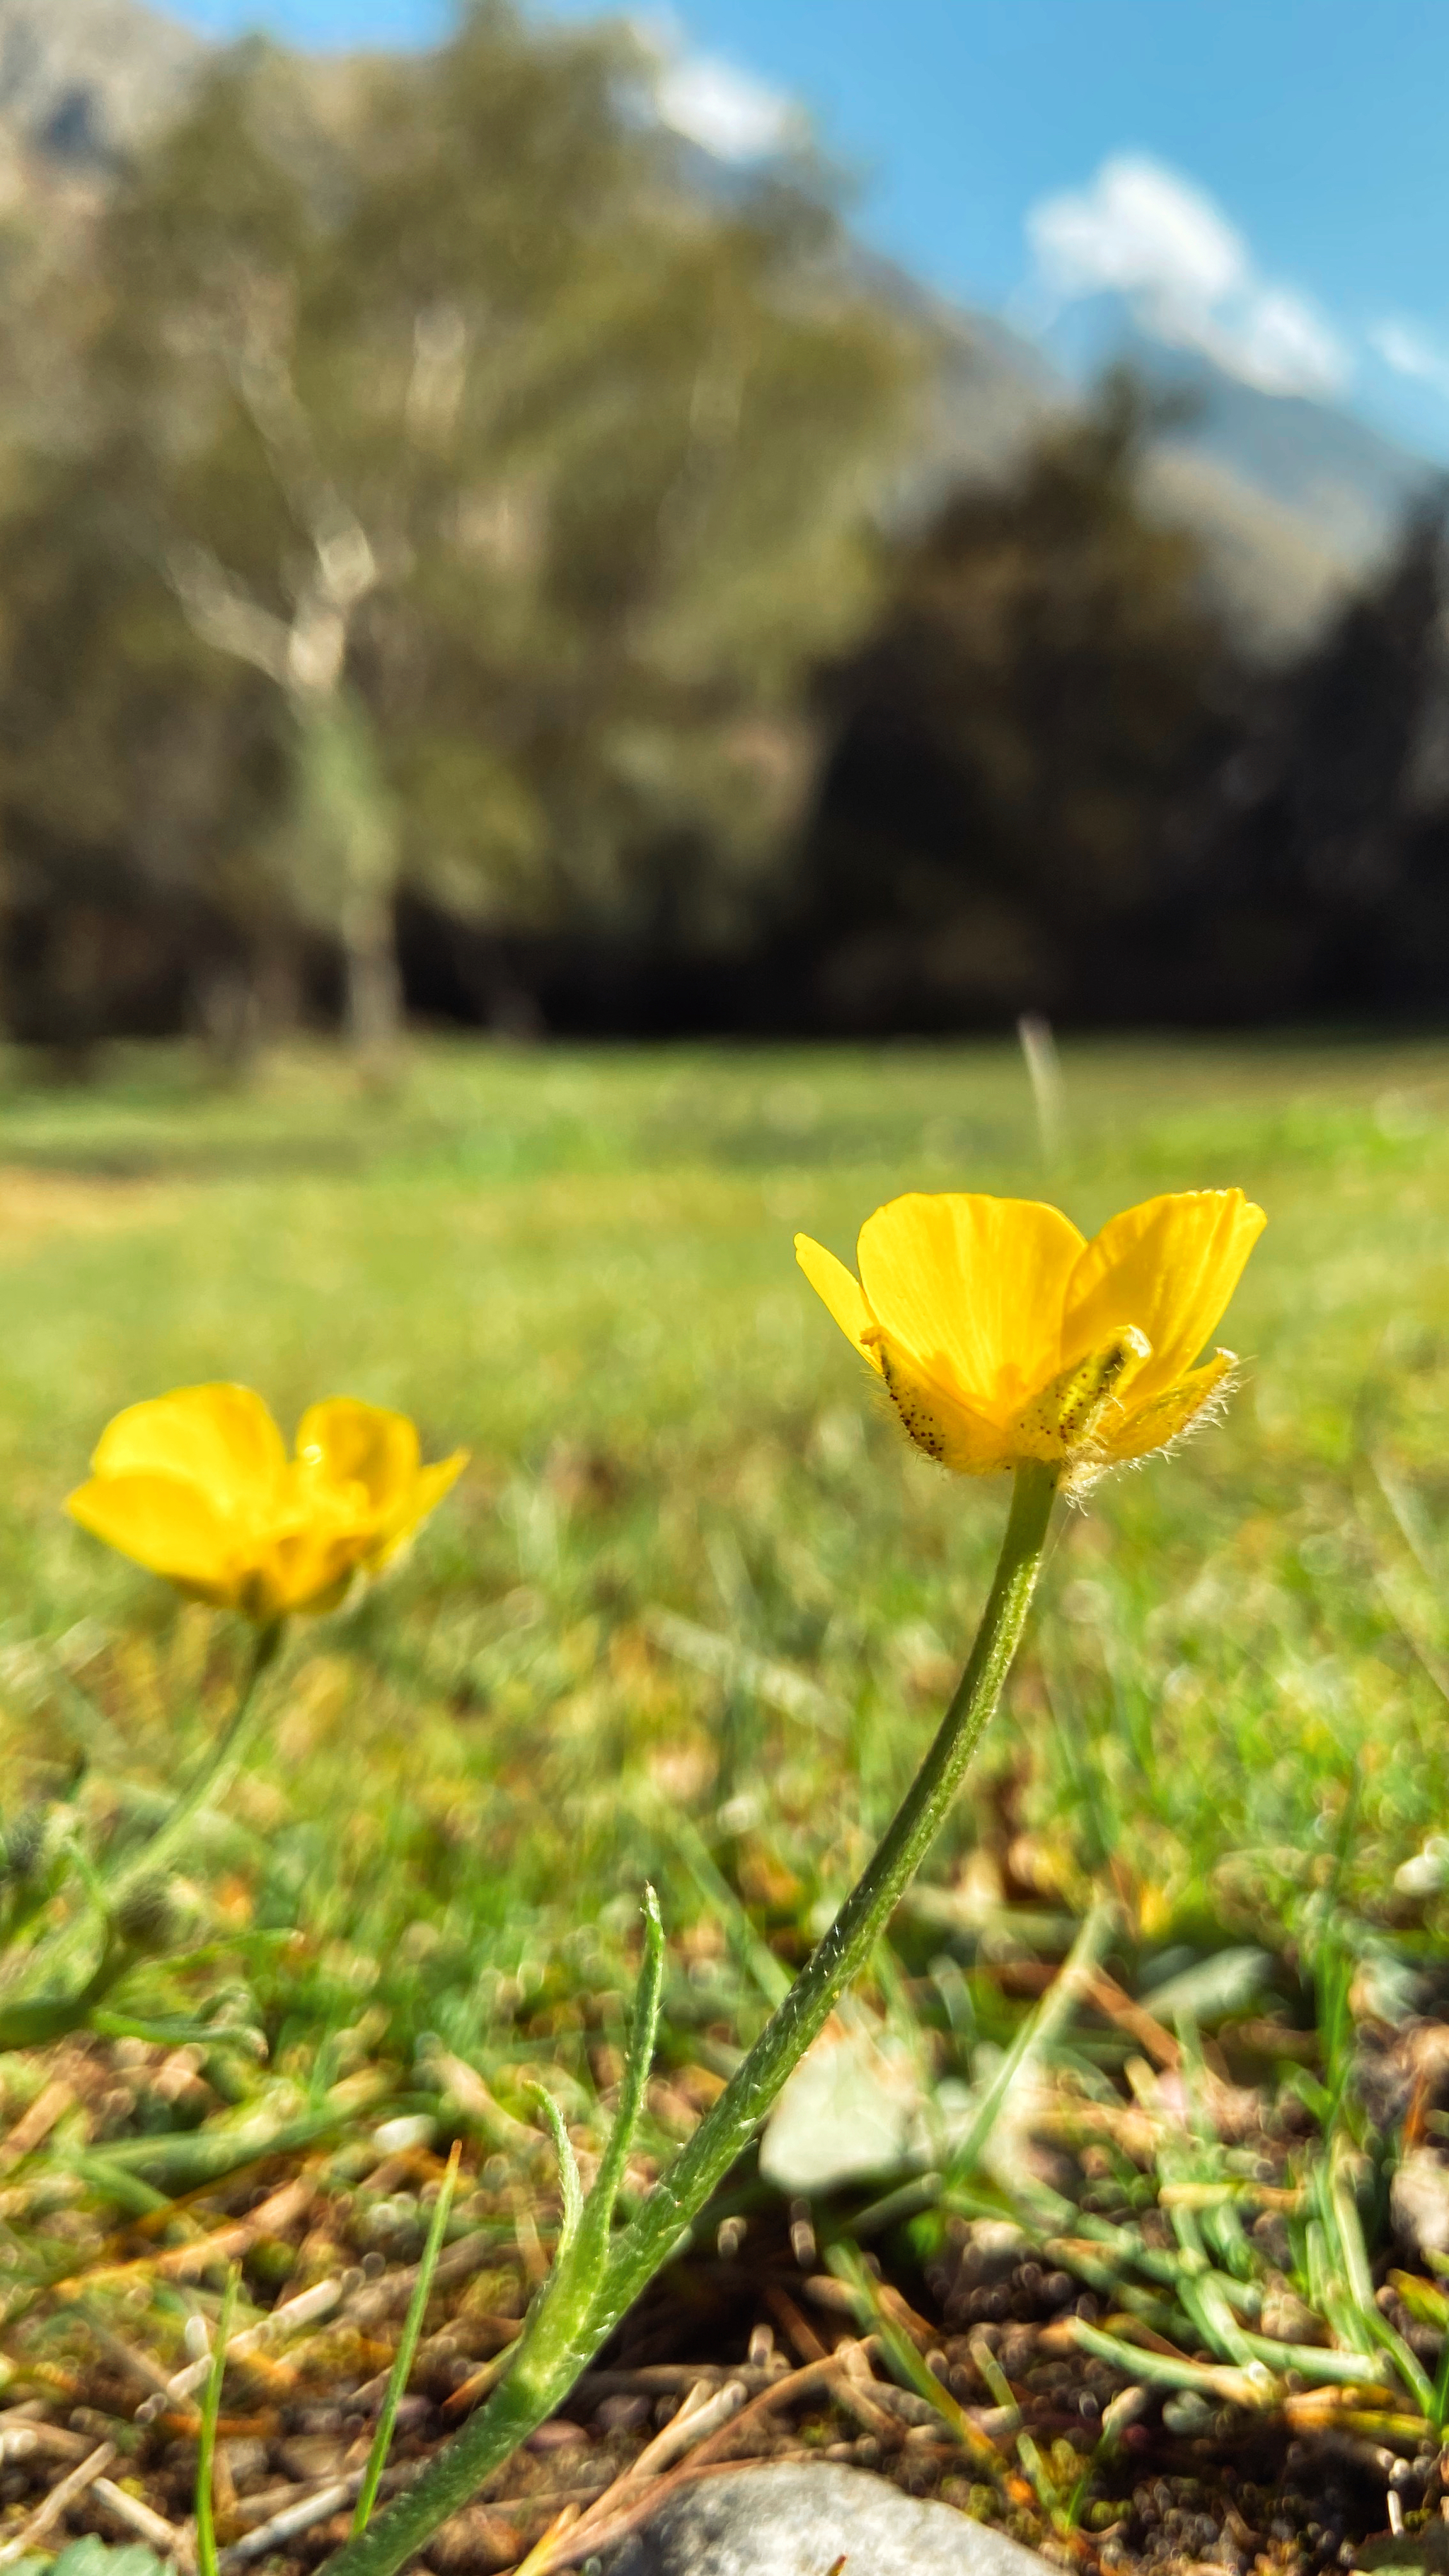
[68, 1384, 466, 1620]
[795, 1189, 1264, 1489]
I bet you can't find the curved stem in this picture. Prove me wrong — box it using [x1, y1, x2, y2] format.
[0, 1622, 287, 2047]
[106, 1619, 285, 1902]
[594, 1457, 1059, 2325]
[320, 1460, 1059, 2576]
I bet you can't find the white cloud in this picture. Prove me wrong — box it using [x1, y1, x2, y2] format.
[1031, 156, 1245, 311]
[654, 51, 796, 162]
[1027, 153, 1349, 399]
[1371, 316, 1449, 401]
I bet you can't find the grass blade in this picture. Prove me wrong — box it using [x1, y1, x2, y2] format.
[1070, 2318, 1275, 2408]
[194, 2263, 238, 2576]
[1327, 2138, 1437, 2413]
[942, 1900, 1116, 2192]
[969, 2323, 1066, 2525]
[652, 1802, 792, 2011]
[352, 2144, 462, 2537]
[824, 2241, 1003, 2476]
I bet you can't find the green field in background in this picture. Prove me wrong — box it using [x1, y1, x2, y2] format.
[1, 1034, 1447, 2091]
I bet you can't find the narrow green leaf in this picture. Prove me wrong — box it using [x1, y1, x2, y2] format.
[507, 1885, 668, 2390]
[1320, 2134, 1428, 2405]
[824, 2241, 1002, 2476]
[524, 2086, 583, 2260]
[651, 1803, 790, 2009]
[1070, 2318, 1276, 2405]
[569, 1885, 665, 2280]
[352, 2142, 462, 2537]
[943, 1900, 1116, 2192]
[967, 2320, 1062, 2519]
[194, 2265, 238, 2576]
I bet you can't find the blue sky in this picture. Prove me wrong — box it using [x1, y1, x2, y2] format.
[166, 0, 1449, 459]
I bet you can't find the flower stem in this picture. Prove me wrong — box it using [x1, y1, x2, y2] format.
[318, 1460, 1059, 2576]
[0, 1622, 287, 2041]
[594, 1457, 1060, 2320]
[106, 1619, 285, 1901]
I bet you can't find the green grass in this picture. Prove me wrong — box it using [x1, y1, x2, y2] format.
[1, 1029, 1449, 2115]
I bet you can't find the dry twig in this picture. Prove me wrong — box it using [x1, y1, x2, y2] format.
[0, 2438, 117, 2567]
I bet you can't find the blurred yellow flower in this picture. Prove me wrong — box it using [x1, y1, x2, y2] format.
[68, 1384, 466, 1620]
[796, 1189, 1264, 1489]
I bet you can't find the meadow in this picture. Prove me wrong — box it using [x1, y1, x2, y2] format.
[3, 1032, 1449, 2568]
[4, 1035, 1448, 2026]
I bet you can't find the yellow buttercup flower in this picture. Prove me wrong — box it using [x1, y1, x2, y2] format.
[796, 1189, 1264, 1491]
[68, 1384, 466, 1621]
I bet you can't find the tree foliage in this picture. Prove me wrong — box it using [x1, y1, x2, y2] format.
[4, 9, 1449, 1049]
[793, 376, 1236, 1029]
[0, 1, 923, 1051]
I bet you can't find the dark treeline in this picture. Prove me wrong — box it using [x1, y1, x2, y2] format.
[3, 1, 1448, 1057]
[790, 393, 1449, 1035]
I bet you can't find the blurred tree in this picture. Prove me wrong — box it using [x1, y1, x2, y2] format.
[792, 373, 1235, 1029]
[327, 6, 922, 1010]
[0, 3, 922, 1056]
[1181, 492, 1449, 1017]
[0, 448, 291, 1065]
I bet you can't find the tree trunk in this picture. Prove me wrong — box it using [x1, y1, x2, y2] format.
[191, 957, 262, 1080]
[289, 691, 404, 1068]
[255, 934, 305, 1041]
[342, 892, 404, 1061]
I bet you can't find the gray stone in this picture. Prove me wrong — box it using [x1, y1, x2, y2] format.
[595, 2461, 1048, 2575]
[758, 2025, 925, 2195]
[758, 2020, 988, 2199]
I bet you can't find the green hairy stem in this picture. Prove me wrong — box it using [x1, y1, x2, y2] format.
[107, 1619, 284, 1902]
[0, 1620, 285, 2051]
[321, 1459, 1060, 2576]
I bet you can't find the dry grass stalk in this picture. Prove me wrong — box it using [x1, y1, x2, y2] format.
[0, 2438, 117, 2568]
[93, 2471, 193, 2565]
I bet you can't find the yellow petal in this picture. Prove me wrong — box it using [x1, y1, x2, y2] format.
[1097, 1349, 1238, 1467]
[92, 1385, 287, 1516]
[1063, 1191, 1265, 1404]
[855, 1195, 1085, 1418]
[405, 1448, 468, 1523]
[795, 1235, 883, 1375]
[295, 1399, 422, 1511]
[870, 1328, 1013, 1474]
[369, 1450, 468, 1563]
[68, 1473, 241, 1604]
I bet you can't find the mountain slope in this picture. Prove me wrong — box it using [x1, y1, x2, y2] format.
[1037, 301, 1438, 564]
[887, 298, 1356, 649]
[1143, 446, 1354, 652]
[1124, 331, 1436, 567]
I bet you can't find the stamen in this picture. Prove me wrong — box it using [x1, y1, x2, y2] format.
[1012, 1328, 1152, 1458]
[875, 1338, 947, 1462]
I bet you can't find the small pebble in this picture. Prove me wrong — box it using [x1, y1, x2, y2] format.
[596, 2395, 650, 2435]
[527, 2418, 589, 2451]
[374, 2113, 435, 2154]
